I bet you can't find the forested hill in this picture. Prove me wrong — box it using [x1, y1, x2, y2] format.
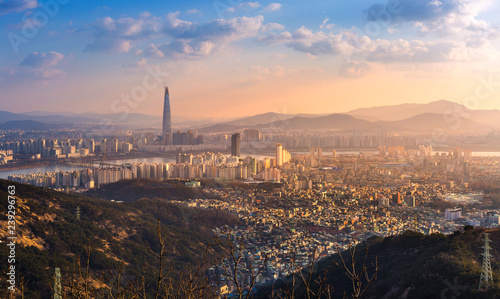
[84, 178, 210, 202]
[0, 179, 239, 298]
[259, 228, 500, 298]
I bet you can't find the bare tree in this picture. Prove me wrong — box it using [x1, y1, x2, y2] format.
[144, 219, 169, 299]
[334, 243, 378, 299]
[212, 226, 269, 299]
[142, 219, 219, 299]
[65, 238, 100, 298]
[272, 247, 333, 299]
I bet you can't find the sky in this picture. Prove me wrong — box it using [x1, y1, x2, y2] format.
[1, 0, 500, 119]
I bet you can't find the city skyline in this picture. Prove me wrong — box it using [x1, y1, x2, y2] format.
[1, 0, 500, 118]
[2, 2, 500, 297]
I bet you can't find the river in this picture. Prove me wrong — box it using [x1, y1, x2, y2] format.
[1, 151, 499, 179]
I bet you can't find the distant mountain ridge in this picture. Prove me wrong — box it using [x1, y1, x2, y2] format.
[0, 120, 56, 131]
[0, 111, 223, 130]
[346, 99, 500, 126]
[2, 100, 499, 132]
[198, 111, 494, 133]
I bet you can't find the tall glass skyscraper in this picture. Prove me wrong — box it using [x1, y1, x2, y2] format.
[162, 87, 171, 145]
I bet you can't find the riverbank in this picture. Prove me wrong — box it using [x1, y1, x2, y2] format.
[0, 161, 52, 172]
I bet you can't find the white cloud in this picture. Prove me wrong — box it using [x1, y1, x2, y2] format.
[366, 0, 498, 40]
[81, 12, 281, 57]
[259, 22, 499, 63]
[226, 2, 261, 13]
[262, 3, 282, 12]
[142, 14, 272, 58]
[142, 44, 164, 58]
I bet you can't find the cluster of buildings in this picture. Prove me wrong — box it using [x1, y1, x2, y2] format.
[164, 146, 499, 293]
[0, 138, 133, 159]
[3, 88, 500, 295]
[6, 147, 292, 188]
[0, 150, 13, 164]
[184, 177, 482, 292]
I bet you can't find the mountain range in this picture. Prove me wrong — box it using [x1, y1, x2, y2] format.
[0, 110, 223, 131]
[1, 100, 499, 133]
[197, 100, 499, 133]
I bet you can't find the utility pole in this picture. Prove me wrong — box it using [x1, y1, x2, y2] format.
[479, 233, 493, 291]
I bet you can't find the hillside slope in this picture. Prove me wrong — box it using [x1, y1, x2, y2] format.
[0, 179, 238, 298]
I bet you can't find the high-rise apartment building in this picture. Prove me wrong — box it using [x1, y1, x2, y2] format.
[276, 143, 283, 166]
[231, 133, 240, 157]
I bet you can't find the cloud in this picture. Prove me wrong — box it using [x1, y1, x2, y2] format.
[250, 65, 285, 77]
[365, 0, 458, 23]
[140, 14, 272, 58]
[339, 61, 380, 78]
[144, 40, 215, 58]
[319, 18, 335, 31]
[186, 9, 201, 15]
[18, 51, 65, 78]
[188, 14, 266, 39]
[0, 0, 37, 15]
[85, 39, 132, 53]
[20, 51, 64, 67]
[30, 68, 65, 78]
[365, 0, 498, 38]
[82, 14, 161, 53]
[260, 27, 366, 56]
[82, 12, 279, 56]
[259, 22, 499, 63]
[226, 2, 261, 13]
[359, 0, 500, 63]
[142, 43, 164, 58]
[122, 58, 149, 69]
[262, 3, 282, 12]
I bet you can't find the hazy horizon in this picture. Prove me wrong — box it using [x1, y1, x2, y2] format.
[2, 99, 498, 121]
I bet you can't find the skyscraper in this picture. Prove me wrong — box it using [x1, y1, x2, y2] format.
[231, 133, 240, 157]
[276, 143, 283, 166]
[162, 87, 172, 145]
